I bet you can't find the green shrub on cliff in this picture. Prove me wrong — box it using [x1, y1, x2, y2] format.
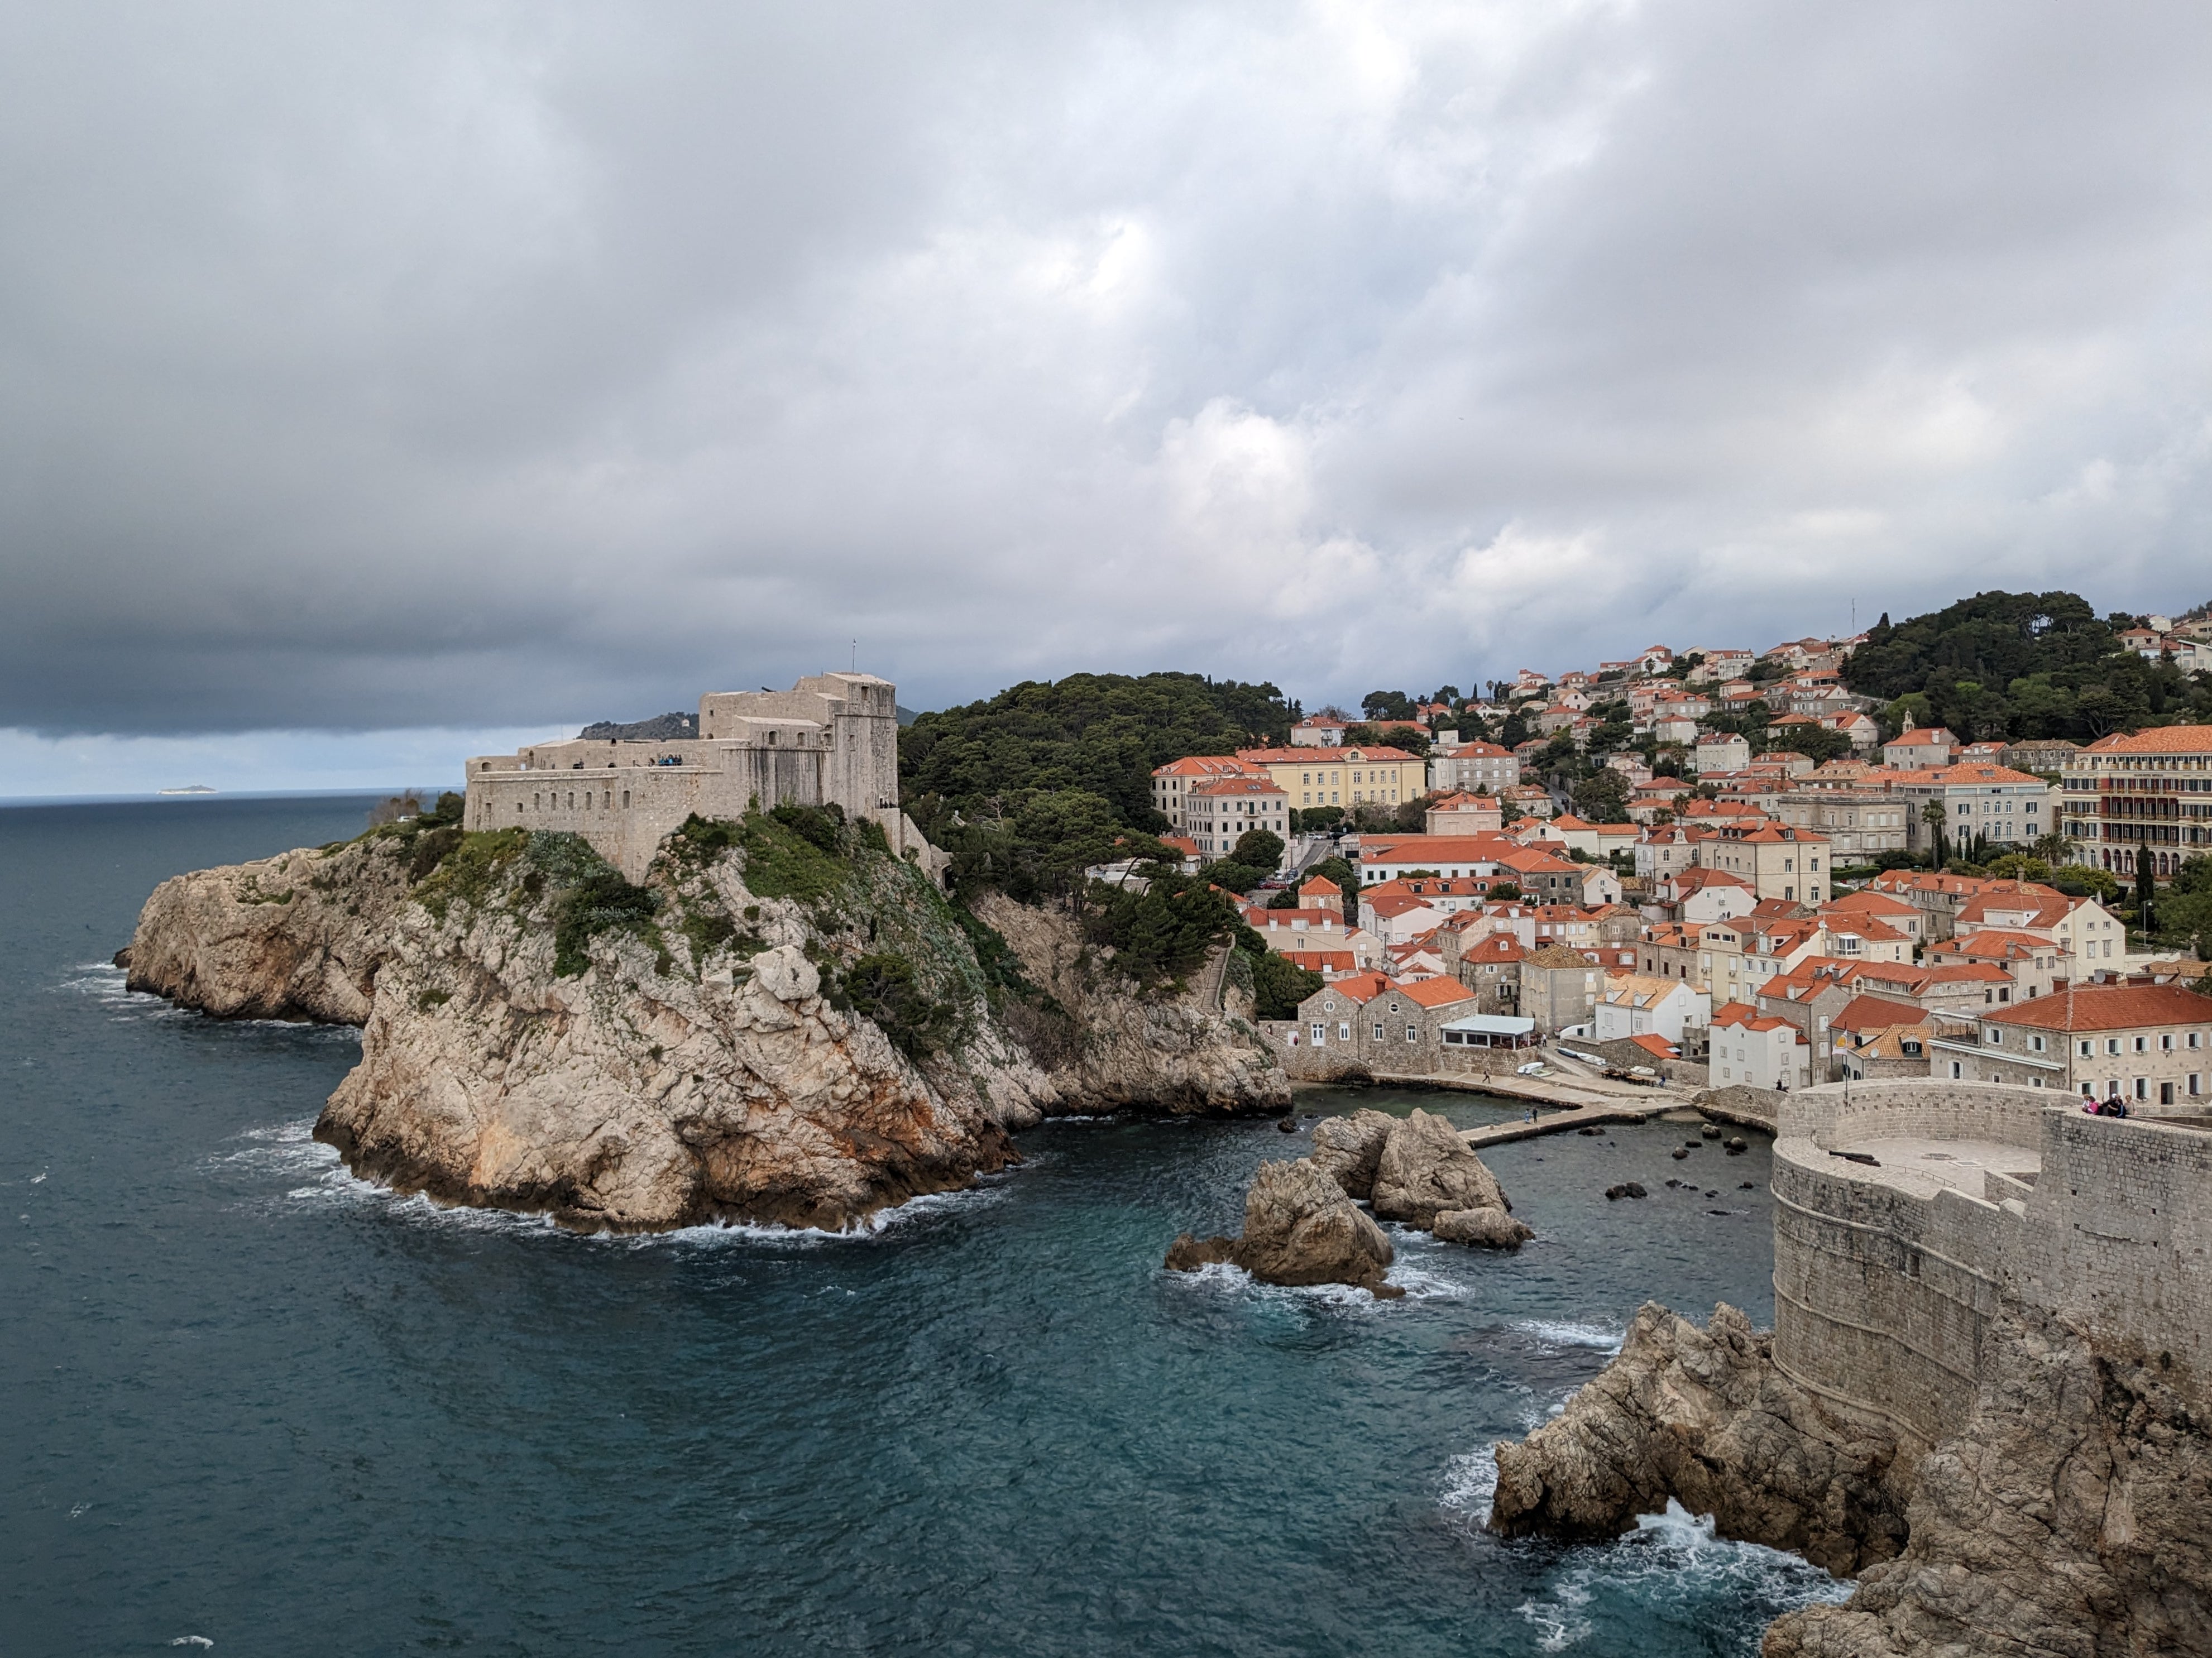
[1243, 946, 1323, 1020]
[831, 952, 959, 1059]
[413, 828, 528, 920]
[1085, 873, 1239, 985]
[552, 867, 663, 977]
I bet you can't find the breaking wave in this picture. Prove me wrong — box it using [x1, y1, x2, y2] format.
[1513, 1500, 1852, 1653]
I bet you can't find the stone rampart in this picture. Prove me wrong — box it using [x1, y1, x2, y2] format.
[463, 673, 940, 883]
[1772, 1079, 2212, 1451]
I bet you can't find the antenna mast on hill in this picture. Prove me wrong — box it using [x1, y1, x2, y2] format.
[851, 639, 858, 672]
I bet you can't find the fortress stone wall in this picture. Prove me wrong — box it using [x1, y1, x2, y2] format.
[1772, 1079, 2212, 1451]
[463, 672, 944, 884]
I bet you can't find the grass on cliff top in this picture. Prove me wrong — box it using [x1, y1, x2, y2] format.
[413, 828, 528, 921]
[669, 804, 865, 905]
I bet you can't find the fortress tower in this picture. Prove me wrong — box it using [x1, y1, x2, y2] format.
[462, 672, 941, 883]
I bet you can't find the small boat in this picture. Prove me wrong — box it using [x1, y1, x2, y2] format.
[157, 785, 217, 796]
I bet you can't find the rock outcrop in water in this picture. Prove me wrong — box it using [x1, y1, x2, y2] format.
[1431, 1207, 1533, 1249]
[126, 811, 1285, 1231]
[1305, 1107, 1526, 1249]
[1490, 1302, 2212, 1656]
[1490, 1303, 1912, 1575]
[1309, 1108, 1395, 1199]
[1370, 1109, 1520, 1244]
[1165, 1157, 1399, 1297]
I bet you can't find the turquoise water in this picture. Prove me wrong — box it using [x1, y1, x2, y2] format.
[1, 797, 1845, 1655]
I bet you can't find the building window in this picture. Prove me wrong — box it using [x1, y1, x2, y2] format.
[2136, 1078, 2149, 1100]
[1310, 1023, 1325, 1044]
[1373, 1024, 1385, 1041]
[1950, 1061, 1962, 1079]
[1338, 1023, 1351, 1042]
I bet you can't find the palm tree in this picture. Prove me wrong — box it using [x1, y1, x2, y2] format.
[1921, 800, 1948, 868]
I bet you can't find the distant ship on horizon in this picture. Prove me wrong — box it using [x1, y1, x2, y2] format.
[156, 785, 217, 796]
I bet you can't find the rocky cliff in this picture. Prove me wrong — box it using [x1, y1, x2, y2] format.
[971, 890, 1289, 1118]
[1490, 1303, 2212, 1656]
[125, 808, 1285, 1231]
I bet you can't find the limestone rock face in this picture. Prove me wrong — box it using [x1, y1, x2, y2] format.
[318, 907, 1017, 1231]
[1309, 1108, 1396, 1199]
[126, 816, 1290, 1231]
[1764, 1313, 2212, 1658]
[1165, 1156, 1399, 1297]
[1371, 1110, 1510, 1228]
[973, 890, 1288, 1118]
[1431, 1207, 1532, 1249]
[1492, 1301, 2212, 1655]
[126, 836, 411, 1022]
[1490, 1303, 1913, 1577]
[1234, 1158, 1398, 1291]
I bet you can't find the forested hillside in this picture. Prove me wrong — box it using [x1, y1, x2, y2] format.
[899, 673, 1293, 828]
[1844, 590, 2212, 740]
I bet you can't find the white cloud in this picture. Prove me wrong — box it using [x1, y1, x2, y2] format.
[4, 0, 2211, 783]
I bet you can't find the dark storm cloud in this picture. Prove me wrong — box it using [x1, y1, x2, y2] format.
[3, 1, 2210, 737]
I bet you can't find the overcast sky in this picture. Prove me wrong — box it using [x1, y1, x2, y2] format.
[4, 1, 2211, 793]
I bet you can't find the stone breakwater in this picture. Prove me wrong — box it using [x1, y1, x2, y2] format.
[125, 820, 1285, 1231]
[1491, 1080, 2212, 1655]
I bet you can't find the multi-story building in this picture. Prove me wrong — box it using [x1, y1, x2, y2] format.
[1595, 974, 1709, 1046]
[1709, 1001, 1816, 1090]
[1929, 983, 2212, 1105]
[1882, 727, 1959, 769]
[1521, 944, 1606, 1034]
[1951, 887, 2128, 980]
[2060, 725, 2212, 878]
[1424, 792, 1504, 834]
[1428, 741, 1520, 794]
[1883, 763, 2055, 854]
[1181, 775, 1289, 859]
[1869, 870, 2051, 942]
[1150, 755, 1266, 833]
[1769, 790, 1911, 859]
[1234, 745, 1426, 813]
[1291, 973, 1479, 1068]
[1693, 822, 1831, 904]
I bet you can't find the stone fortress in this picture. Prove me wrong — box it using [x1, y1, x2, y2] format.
[463, 672, 945, 883]
[1771, 1077, 2212, 1447]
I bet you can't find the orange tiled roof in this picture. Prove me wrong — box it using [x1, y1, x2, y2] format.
[2081, 725, 2212, 755]
[1981, 984, 2212, 1033]
[1399, 976, 1476, 1008]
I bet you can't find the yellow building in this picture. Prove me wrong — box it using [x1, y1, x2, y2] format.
[1234, 746, 1427, 811]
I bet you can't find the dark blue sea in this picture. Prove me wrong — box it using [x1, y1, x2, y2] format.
[1, 796, 1846, 1656]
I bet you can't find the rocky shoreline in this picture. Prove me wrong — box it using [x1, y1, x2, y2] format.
[124, 811, 1287, 1232]
[1490, 1301, 2212, 1656]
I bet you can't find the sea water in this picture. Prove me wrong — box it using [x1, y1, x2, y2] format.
[0, 796, 1849, 1655]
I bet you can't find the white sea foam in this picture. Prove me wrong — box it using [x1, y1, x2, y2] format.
[640, 1182, 1011, 1250]
[1438, 1446, 1498, 1519]
[1165, 1258, 1402, 1308]
[1511, 1317, 1625, 1354]
[1513, 1499, 1852, 1651]
[169, 1638, 214, 1649]
[60, 961, 360, 1042]
[225, 1117, 1011, 1245]
[1383, 1264, 1471, 1300]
